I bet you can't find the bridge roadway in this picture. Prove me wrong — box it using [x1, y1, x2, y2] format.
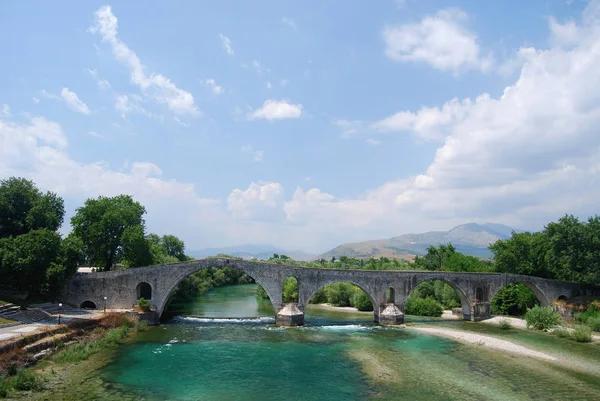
[62, 258, 600, 326]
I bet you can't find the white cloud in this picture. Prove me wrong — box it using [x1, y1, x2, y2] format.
[86, 68, 112, 90]
[87, 131, 104, 139]
[89, 6, 199, 116]
[280, 79, 290, 87]
[242, 60, 265, 76]
[60, 88, 91, 115]
[333, 119, 367, 137]
[174, 116, 190, 127]
[1, 104, 10, 118]
[115, 94, 151, 119]
[241, 145, 264, 162]
[372, 96, 474, 141]
[366, 138, 381, 146]
[248, 99, 303, 121]
[32, 97, 40, 104]
[228, 182, 285, 221]
[282, 17, 298, 30]
[383, 8, 494, 74]
[219, 33, 235, 56]
[204, 79, 223, 94]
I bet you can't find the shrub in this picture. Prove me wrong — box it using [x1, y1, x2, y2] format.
[498, 318, 512, 330]
[309, 288, 327, 304]
[587, 316, 600, 332]
[351, 290, 374, 311]
[325, 283, 355, 307]
[134, 320, 149, 332]
[571, 325, 593, 343]
[524, 306, 561, 331]
[256, 285, 270, 300]
[137, 297, 152, 312]
[99, 312, 137, 328]
[0, 378, 9, 398]
[552, 327, 570, 339]
[12, 369, 44, 391]
[405, 297, 443, 317]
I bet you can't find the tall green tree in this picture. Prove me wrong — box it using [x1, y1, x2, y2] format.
[71, 195, 146, 271]
[121, 225, 154, 268]
[0, 177, 64, 238]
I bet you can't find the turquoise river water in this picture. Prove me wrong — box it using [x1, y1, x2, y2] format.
[90, 284, 600, 401]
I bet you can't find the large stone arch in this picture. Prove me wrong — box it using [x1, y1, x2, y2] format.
[488, 278, 551, 307]
[299, 278, 380, 322]
[403, 275, 471, 319]
[155, 260, 282, 319]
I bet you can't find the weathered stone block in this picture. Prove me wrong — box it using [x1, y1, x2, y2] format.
[276, 303, 304, 326]
[379, 303, 404, 325]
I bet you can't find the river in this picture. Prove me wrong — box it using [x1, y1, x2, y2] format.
[64, 284, 600, 400]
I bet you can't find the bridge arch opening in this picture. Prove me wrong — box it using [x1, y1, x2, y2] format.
[159, 263, 277, 322]
[136, 282, 153, 300]
[304, 281, 376, 324]
[405, 279, 469, 319]
[80, 300, 97, 309]
[282, 276, 299, 303]
[490, 282, 542, 317]
[557, 295, 568, 301]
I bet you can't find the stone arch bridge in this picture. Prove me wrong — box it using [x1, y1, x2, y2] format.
[62, 258, 599, 325]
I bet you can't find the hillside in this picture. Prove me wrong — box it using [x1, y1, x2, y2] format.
[188, 244, 316, 261]
[318, 223, 520, 260]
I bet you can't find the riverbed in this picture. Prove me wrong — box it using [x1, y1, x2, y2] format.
[30, 284, 600, 400]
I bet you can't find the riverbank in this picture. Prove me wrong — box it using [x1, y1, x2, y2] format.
[0, 313, 148, 400]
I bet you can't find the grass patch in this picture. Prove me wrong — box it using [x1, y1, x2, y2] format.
[571, 325, 593, 343]
[498, 318, 512, 330]
[53, 325, 130, 364]
[587, 316, 600, 332]
[552, 327, 571, 339]
[0, 368, 45, 398]
[0, 317, 15, 325]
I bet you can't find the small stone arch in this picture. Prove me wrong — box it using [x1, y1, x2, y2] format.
[475, 287, 484, 302]
[386, 287, 396, 303]
[80, 300, 97, 309]
[136, 282, 152, 300]
[557, 295, 568, 301]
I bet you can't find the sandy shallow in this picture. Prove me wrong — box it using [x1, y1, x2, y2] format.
[408, 326, 558, 361]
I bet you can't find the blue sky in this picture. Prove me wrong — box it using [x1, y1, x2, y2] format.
[1, 0, 599, 253]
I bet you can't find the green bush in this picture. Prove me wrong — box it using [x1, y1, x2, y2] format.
[282, 276, 298, 302]
[351, 290, 373, 311]
[498, 318, 512, 330]
[571, 325, 593, 343]
[523, 306, 561, 331]
[491, 283, 538, 316]
[552, 327, 570, 338]
[325, 283, 355, 307]
[309, 288, 328, 304]
[405, 297, 443, 317]
[587, 316, 600, 332]
[12, 369, 44, 391]
[137, 297, 151, 312]
[134, 320, 149, 332]
[256, 285, 269, 300]
[0, 378, 9, 398]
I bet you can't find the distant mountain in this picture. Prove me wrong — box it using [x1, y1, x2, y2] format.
[188, 244, 315, 261]
[319, 223, 522, 260]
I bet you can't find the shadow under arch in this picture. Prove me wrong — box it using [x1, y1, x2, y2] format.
[408, 276, 471, 319]
[156, 262, 279, 320]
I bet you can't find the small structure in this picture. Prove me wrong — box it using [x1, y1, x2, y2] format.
[276, 303, 304, 326]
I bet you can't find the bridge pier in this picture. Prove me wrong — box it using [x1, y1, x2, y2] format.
[470, 302, 491, 321]
[378, 303, 404, 325]
[275, 303, 304, 326]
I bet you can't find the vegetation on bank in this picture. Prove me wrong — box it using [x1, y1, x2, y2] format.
[0, 313, 148, 399]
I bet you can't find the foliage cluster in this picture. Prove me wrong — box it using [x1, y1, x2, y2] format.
[524, 306, 562, 331]
[172, 266, 254, 302]
[491, 283, 538, 316]
[570, 325, 593, 343]
[490, 215, 600, 286]
[405, 297, 444, 317]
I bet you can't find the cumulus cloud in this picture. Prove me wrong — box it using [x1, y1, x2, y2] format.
[219, 33, 235, 56]
[383, 8, 494, 74]
[228, 182, 285, 221]
[89, 6, 199, 116]
[282, 17, 298, 30]
[204, 79, 223, 94]
[248, 99, 303, 120]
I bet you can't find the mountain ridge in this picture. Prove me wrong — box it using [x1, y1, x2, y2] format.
[318, 223, 522, 260]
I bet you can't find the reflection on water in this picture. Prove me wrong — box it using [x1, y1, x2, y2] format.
[96, 284, 600, 401]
